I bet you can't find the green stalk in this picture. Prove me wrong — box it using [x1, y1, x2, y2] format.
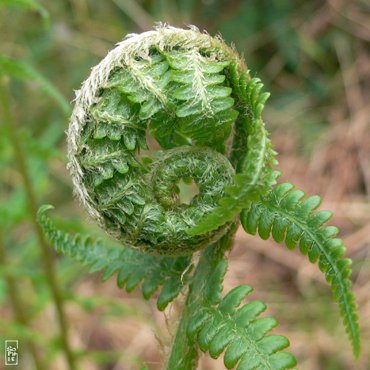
[166, 307, 199, 370]
[0, 80, 76, 370]
[0, 230, 46, 370]
[166, 226, 236, 370]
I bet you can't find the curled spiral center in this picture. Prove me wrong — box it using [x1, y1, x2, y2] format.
[151, 146, 234, 209]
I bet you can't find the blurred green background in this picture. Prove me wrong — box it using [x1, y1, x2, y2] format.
[0, 1, 369, 369]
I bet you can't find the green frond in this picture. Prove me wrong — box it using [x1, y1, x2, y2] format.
[0, 56, 69, 114]
[0, 0, 49, 21]
[168, 51, 233, 118]
[37, 205, 192, 311]
[179, 231, 295, 369]
[150, 49, 238, 150]
[187, 284, 296, 369]
[240, 183, 361, 357]
[106, 54, 171, 120]
[188, 78, 279, 236]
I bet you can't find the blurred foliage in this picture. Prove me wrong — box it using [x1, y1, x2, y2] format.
[0, 0, 369, 369]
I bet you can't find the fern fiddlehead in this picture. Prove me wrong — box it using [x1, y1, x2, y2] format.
[38, 24, 361, 369]
[68, 25, 278, 256]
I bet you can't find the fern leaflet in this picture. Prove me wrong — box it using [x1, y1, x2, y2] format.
[188, 78, 279, 236]
[37, 205, 192, 311]
[184, 233, 296, 370]
[240, 182, 361, 357]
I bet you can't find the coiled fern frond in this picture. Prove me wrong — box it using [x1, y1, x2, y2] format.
[37, 25, 361, 369]
[68, 25, 277, 256]
[241, 183, 361, 357]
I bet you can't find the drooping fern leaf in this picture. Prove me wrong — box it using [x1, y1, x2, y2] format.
[37, 205, 192, 311]
[188, 78, 279, 236]
[240, 182, 361, 357]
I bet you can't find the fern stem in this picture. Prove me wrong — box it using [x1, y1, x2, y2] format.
[166, 307, 199, 370]
[166, 226, 236, 369]
[0, 230, 46, 370]
[0, 80, 77, 370]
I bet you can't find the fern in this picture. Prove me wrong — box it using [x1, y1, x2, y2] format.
[35, 26, 361, 369]
[167, 230, 296, 370]
[240, 183, 361, 356]
[37, 205, 192, 311]
[188, 285, 296, 370]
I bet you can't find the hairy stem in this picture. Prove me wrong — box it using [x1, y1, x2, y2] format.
[166, 306, 199, 370]
[0, 230, 46, 370]
[0, 80, 76, 370]
[166, 225, 236, 370]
